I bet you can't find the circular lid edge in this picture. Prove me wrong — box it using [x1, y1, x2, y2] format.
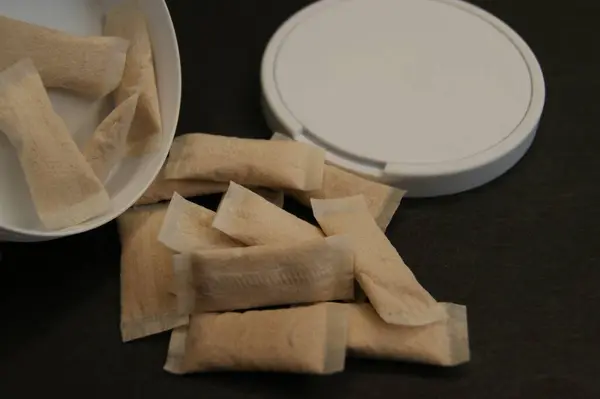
[261, 0, 545, 180]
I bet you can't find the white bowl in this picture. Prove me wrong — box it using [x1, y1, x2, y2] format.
[0, 0, 181, 242]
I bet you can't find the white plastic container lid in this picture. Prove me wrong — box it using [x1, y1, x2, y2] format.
[261, 0, 545, 197]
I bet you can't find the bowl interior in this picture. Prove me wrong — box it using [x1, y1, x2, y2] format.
[0, 0, 180, 240]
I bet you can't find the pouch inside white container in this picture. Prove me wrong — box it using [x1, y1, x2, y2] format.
[0, 0, 181, 241]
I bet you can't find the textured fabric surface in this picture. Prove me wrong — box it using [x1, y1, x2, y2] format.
[0, 59, 109, 230]
[273, 131, 406, 231]
[135, 168, 230, 206]
[175, 236, 354, 313]
[0, 0, 599, 397]
[165, 133, 325, 190]
[296, 164, 405, 231]
[104, 2, 161, 155]
[213, 182, 324, 245]
[136, 173, 284, 207]
[117, 205, 187, 342]
[312, 196, 445, 326]
[346, 302, 469, 366]
[165, 303, 347, 375]
[158, 193, 240, 253]
[0, 15, 128, 97]
[84, 93, 139, 182]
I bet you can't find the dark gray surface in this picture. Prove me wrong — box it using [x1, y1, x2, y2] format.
[1, 1, 599, 397]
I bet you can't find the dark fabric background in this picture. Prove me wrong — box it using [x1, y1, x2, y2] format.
[1, 1, 599, 398]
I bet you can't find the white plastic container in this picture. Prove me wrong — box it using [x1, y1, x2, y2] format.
[262, 0, 545, 197]
[0, 0, 181, 241]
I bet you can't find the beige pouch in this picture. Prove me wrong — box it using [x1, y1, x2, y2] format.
[173, 236, 354, 313]
[158, 193, 241, 253]
[83, 93, 139, 182]
[296, 165, 405, 230]
[135, 168, 229, 206]
[163, 133, 325, 190]
[164, 303, 347, 374]
[271, 132, 405, 230]
[105, 2, 161, 155]
[118, 205, 188, 342]
[347, 303, 470, 366]
[312, 196, 445, 326]
[135, 169, 284, 207]
[0, 59, 110, 230]
[213, 182, 323, 245]
[0, 15, 128, 98]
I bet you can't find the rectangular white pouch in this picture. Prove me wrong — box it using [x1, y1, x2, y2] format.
[164, 303, 347, 374]
[0, 15, 128, 97]
[0, 59, 110, 230]
[346, 303, 470, 366]
[312, 195, 446, 326]
[118, 205, 188, 342]
[173, 236, 354, 313]
[212, 182, 324, 245]
[164, 133, 325, 190]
